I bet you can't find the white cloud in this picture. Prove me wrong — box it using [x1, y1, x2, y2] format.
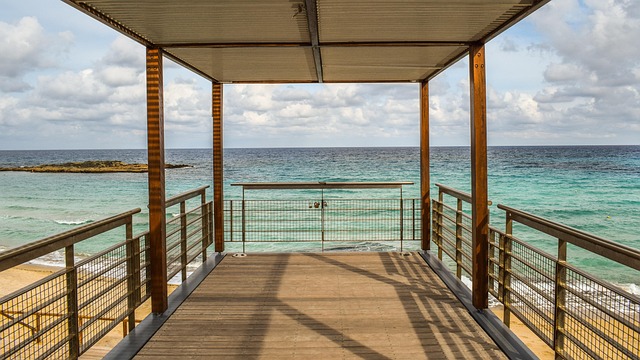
[1, 1, 639, 149]
[0, 17, 72, 92]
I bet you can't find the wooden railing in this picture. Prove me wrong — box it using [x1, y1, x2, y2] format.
[0, 209, 148, 359]
[165, 186, 213, 282]
[0, 186, 214, 359]
[431, 184, 640, 360]
[225, 181, 418, 252]
[224, 198, 421, 252]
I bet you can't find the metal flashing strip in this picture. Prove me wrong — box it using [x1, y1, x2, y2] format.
[103, 252, 226, 360]
[418, 250, 539, 360]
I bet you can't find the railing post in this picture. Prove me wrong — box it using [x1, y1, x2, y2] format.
[125, 218, 139, 334]
[400, 198, 404, 251]
[180, 201, 188, 282]
[144, 234, 152, 299]
[554, 238, 567, 358]
[65, 245, 80, 358]
[503, 213, 513, 327]
[412, 199, 416, 241]
[241, 199, 246, 253]
[209, 202, 214, 250]
[437, 190, 444, 260]
[488, 230, 495, 301]
[321, 192, 325, 252]
[229, 200, 233, 244]
[201, 191, 208, 261]
[455, 199, 463, 279]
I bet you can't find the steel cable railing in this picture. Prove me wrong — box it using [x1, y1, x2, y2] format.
[431, 184, 640, 360]
[0, 186, 214, 359]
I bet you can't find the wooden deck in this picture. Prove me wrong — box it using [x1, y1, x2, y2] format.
[134, 252, 507, 359]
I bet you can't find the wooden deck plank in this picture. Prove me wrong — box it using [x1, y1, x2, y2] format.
[135, 252, 506, 359]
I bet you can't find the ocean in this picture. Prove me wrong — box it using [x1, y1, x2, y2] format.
[0, 146, 638, 291]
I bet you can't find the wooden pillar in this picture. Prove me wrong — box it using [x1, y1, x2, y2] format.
[212, 83, 224, 252]
[469, 43, 489, 309]
[420, 81, 431, 250]
[146, 47, 168, 313]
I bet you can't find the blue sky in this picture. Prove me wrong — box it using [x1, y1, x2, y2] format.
[0, 0, 639, 150]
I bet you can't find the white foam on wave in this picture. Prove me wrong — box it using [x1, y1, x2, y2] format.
[622, 283, 640, 296]
[54, 219, 93, 225]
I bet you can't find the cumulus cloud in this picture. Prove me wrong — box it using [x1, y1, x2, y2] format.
[469, 0, 640, 145]
[0, 17, 72, 92]
[2, 1, 639, 149]
[527, 0, 640, 132]
[223, 83, 424, 147]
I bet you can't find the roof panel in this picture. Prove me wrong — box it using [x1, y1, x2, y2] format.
[82, 0, 310, 44]
[65, 0, 549, 83]
[318, 0, 531, 42]
[168, 47, 317, 82]
[322, 46, 466, 82]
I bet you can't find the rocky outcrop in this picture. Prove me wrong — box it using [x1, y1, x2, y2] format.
[0, 160, 190, 173]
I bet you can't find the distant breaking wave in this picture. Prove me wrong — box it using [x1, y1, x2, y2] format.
[54, 219, 94, 225]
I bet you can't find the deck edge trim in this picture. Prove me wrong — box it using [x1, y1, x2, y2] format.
[418, 250, 539, 360]
[103, 252, 226, 360]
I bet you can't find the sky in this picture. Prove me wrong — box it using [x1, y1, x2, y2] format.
[0, 0, 639, 150]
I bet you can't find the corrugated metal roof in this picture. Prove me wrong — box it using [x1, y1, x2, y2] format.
[63, 0, 549, 83]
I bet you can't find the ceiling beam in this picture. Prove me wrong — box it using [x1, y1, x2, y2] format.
[62, 0, 151, 47]
[304, 0, 323, 83]
[155, 41, 470, 49]
[163, 51, 218, 83]
[481, 0, 551, 43]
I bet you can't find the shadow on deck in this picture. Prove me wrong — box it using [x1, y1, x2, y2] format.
[108, 252, 534, 359]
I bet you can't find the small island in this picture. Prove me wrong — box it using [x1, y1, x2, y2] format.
[0, 160, 191, 173]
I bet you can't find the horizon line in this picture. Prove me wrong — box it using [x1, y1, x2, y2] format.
[1, 144, 639, 151]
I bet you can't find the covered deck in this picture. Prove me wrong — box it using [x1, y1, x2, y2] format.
[109, 252, 525, 359]
[2, 1, 638, 359]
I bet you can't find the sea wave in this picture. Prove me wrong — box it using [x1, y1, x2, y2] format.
[53, 219, 94, 225]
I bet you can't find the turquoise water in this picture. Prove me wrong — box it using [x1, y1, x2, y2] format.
[0, 146, 638, 290]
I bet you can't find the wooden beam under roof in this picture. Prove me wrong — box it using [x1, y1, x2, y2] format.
[155, 41, 471, 48]
[64, 0, 552, 84]
[305, 0, 323, 82]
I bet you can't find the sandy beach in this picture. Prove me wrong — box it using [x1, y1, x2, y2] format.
[491, 305, 554, 359]
[0, 264, 176, 359]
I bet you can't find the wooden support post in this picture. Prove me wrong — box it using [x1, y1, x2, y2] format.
[212, 83, 224, 252]
[469, 43, 489, 309]
[420, 81, 431, 251]
[146, 47, 168, 313]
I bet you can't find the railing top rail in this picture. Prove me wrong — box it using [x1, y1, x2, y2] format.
[435, 183, 472, 203]
[498, 204, 640, 271]
[231, 181, 414, 190]
[0, 208, 141, 272]
[166, 185, 210, 207]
